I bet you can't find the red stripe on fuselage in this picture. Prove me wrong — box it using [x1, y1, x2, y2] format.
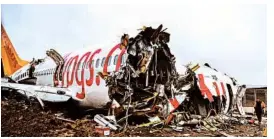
[198, 74, 214, 102]
[213, 82, 220, 96]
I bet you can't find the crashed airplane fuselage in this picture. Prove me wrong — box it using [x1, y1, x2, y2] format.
[99, 25, 246, 123]
[2, 25, 246, 123]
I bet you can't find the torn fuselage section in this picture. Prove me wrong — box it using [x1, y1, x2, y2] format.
[100, 25, 246, 130]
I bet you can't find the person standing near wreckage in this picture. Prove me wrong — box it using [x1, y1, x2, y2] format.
[254, 98, 266, 127]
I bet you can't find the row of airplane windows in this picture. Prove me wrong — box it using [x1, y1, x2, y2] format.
[14, 54, 127, 81]
[68, 53, 127, 70]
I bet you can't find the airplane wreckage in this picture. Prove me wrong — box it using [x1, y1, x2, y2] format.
[2, 25, 247, 133]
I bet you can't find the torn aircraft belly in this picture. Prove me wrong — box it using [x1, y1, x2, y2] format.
[99, 24, 246, 130]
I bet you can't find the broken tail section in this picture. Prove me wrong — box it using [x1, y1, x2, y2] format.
[1, 24, 29, 76]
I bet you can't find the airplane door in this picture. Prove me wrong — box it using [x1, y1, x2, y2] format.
[46, 49, 64, 87]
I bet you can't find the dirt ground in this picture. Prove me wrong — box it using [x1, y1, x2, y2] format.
[1, 92, 265, 137]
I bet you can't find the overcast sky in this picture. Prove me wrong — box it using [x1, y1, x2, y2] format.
[1, 4, 266, 85]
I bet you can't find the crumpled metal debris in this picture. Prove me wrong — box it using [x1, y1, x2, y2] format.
[95, 24, 247, 133]
[94, 114, 119, 131]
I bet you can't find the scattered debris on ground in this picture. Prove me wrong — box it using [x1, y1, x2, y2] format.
[1, 93, 266, 137]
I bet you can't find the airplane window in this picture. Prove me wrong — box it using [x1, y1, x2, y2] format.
[113, 55, 118, 65]
[108, 56, 112, 66]
[96, 59, 100, 68]
[101, 57, 106, 67]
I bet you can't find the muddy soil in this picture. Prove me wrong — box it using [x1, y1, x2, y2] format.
[1, 92, 265, 137]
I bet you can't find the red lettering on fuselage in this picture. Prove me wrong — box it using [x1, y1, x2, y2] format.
[86, 49, 101, 86]
[61, 44, 125, 100]
[66, 55, 79, 87]
[116, 48, 126, 71]
[103, 44, 120, 73]
[76, 52, 91, 99]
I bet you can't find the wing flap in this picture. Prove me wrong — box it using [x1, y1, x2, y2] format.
[1, 81, 72, 102]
